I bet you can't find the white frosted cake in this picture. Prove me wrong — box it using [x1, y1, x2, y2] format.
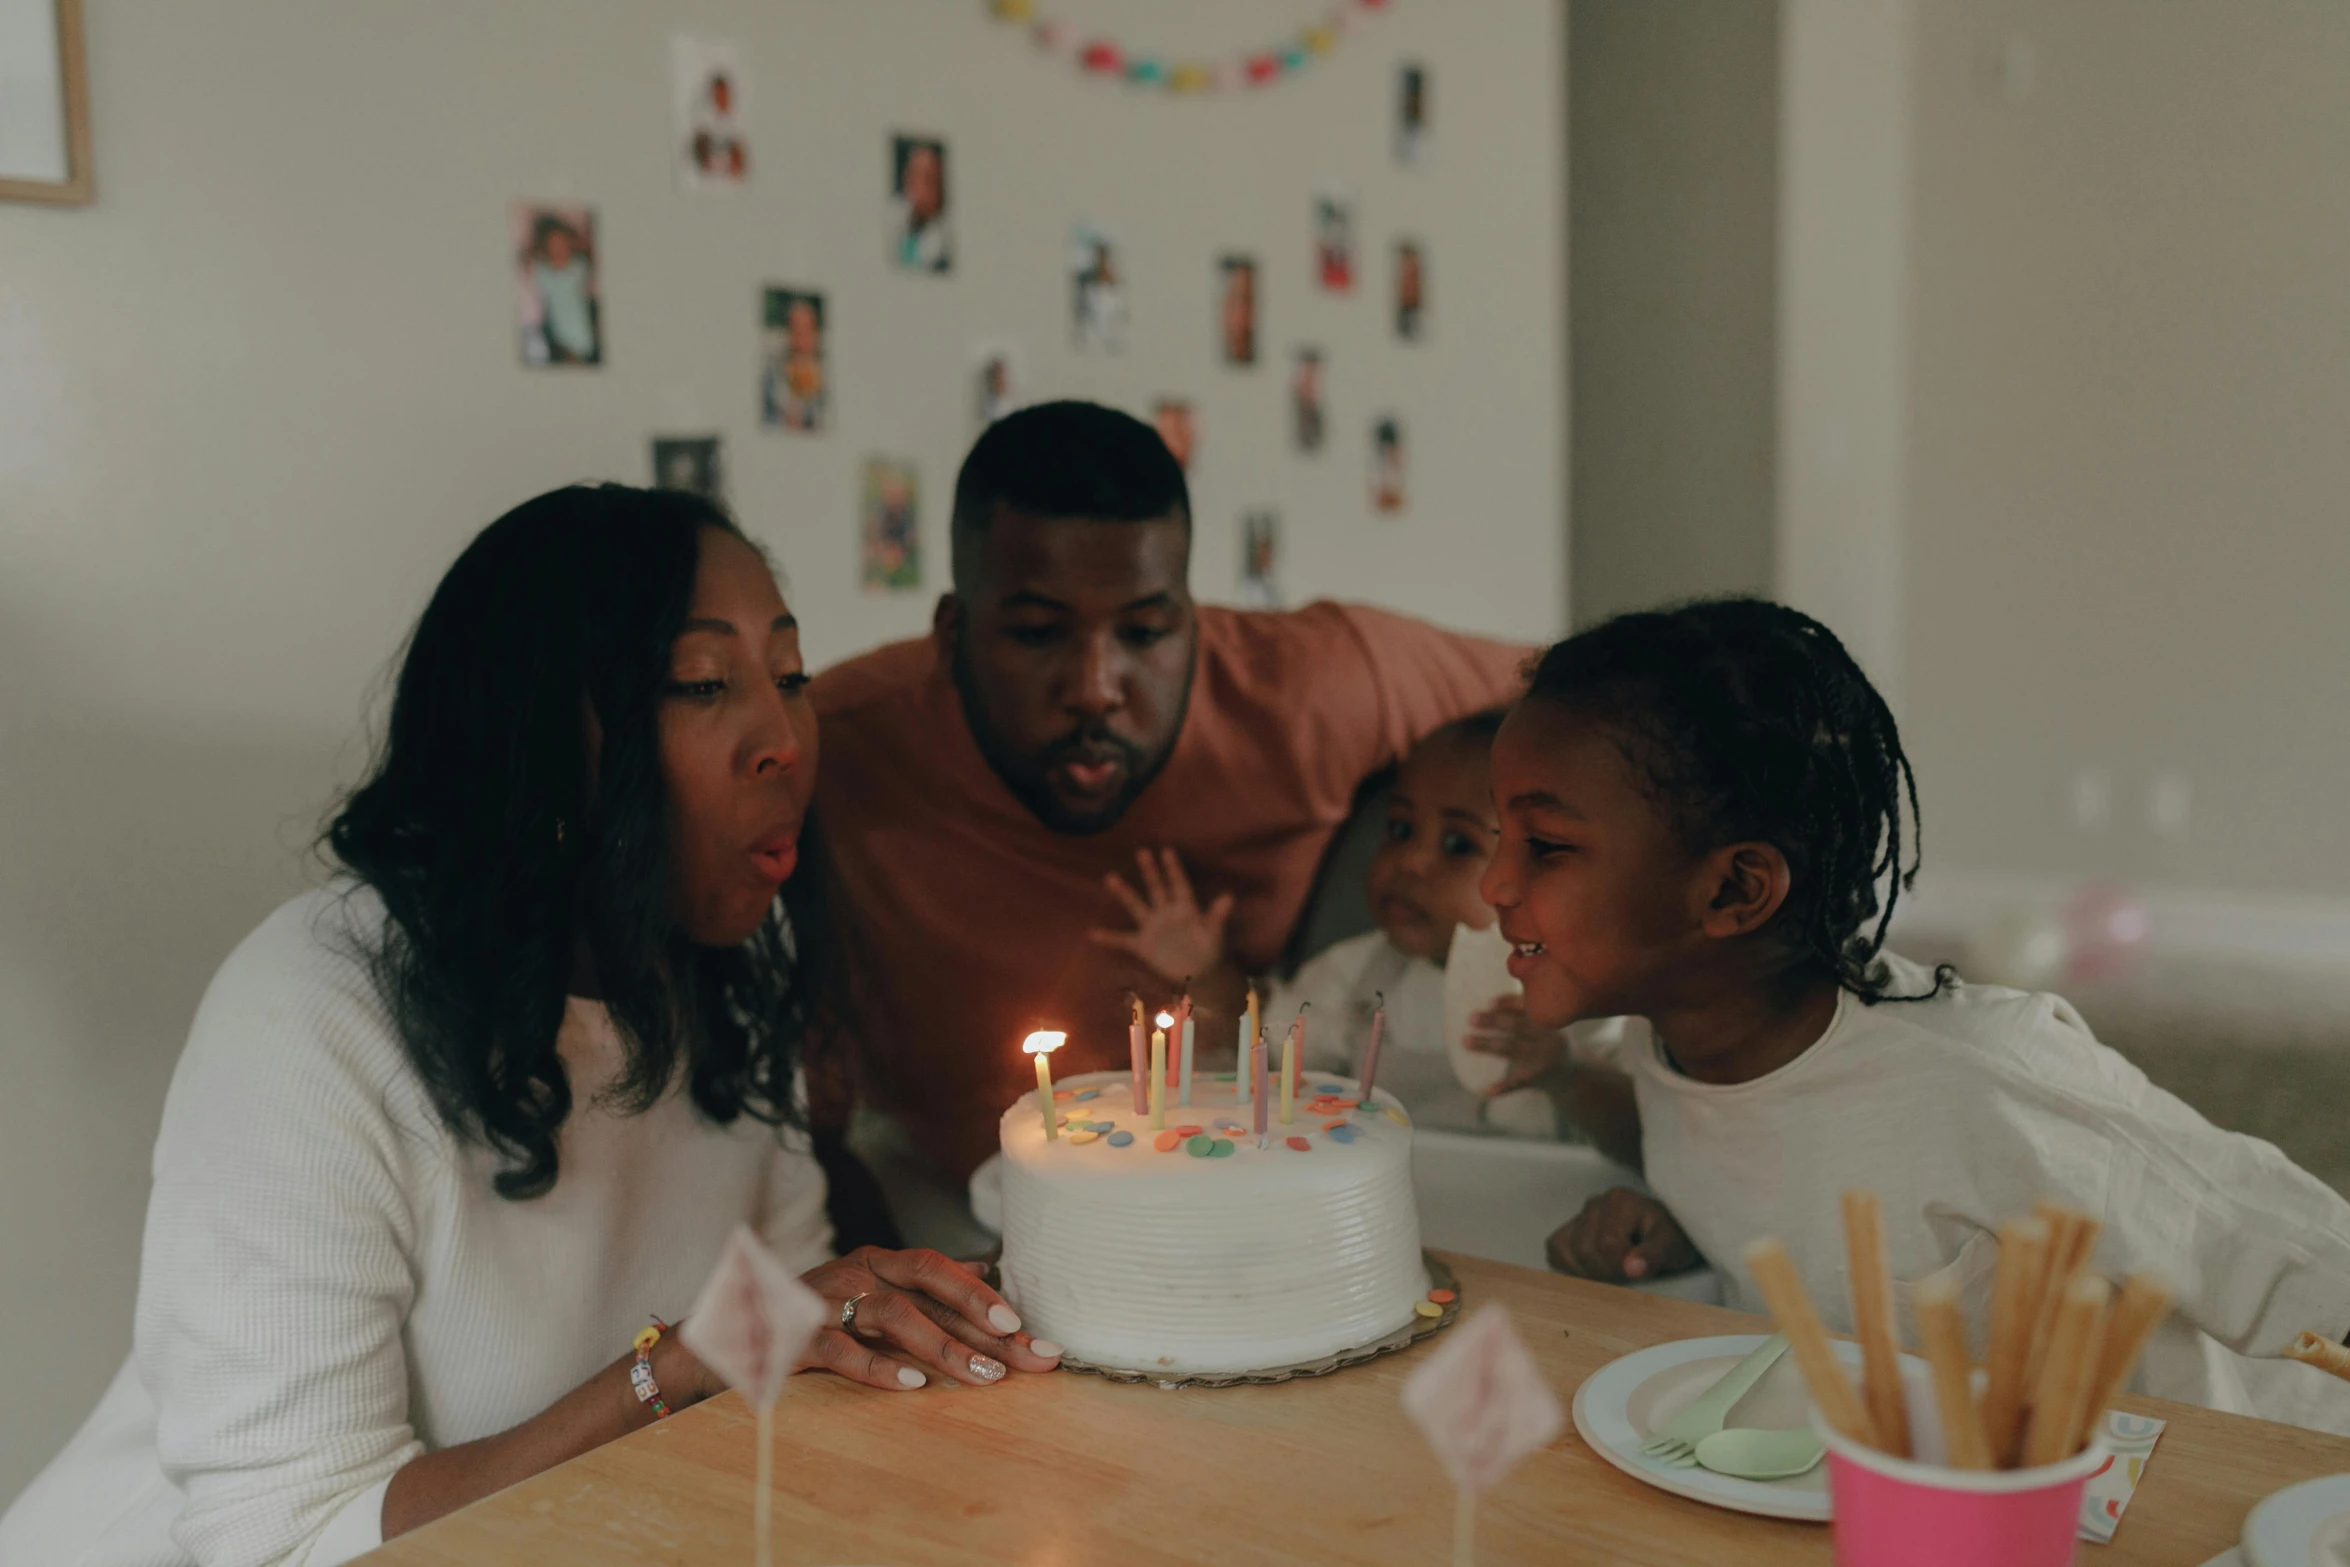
[997, 1069, 1428, 1374]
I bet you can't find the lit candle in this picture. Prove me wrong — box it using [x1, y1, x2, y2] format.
[1025, 1031, 1066, 1140]
[1176, 989, 1196, 1107]
[1150, 1012, 1172, 1130]
[1357, 991, 1387, 1109]
[1279, 1006, 1305, 1125]
[1127, 993, 1147, 1115]
[1240, 983, 1261, 1104]
[1252, 1025, 1270, 1145]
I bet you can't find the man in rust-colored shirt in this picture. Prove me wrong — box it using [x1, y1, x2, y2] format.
[812, 402, 1528, 1186]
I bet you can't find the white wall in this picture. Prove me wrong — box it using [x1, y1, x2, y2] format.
[1774, 0, 1913, 701]
[1898, 0, 2350, 895]
[1568, 0, 1778, 628]
[0, 0, 1566, 1502]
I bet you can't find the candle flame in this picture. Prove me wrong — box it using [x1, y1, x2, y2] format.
[1155, 1011, 1175, 1029]
[1023, 1030, 1067, 1055]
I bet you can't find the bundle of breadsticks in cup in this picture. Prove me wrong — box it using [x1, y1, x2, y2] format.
[1748, 1195, 2173, 1469]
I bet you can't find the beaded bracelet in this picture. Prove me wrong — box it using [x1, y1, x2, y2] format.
[630, 1317, 674, 1419]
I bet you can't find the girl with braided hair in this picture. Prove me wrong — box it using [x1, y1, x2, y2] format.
[1485, 598, 2350, 1430]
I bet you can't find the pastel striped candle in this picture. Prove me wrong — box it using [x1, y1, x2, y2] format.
[1178, 1013, 1196, 1106]
[1127, 994, 1147, 1114]
[1239, 984, 1260, 1104]
[1150, 1019, 1169, 1130]
[1357, 992, 1387, 1106]
[1279, 1008, 1304, 1125]
[1252, 1026, 1270, 1145]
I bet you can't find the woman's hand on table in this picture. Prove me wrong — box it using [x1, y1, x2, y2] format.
[795, 1246, 1064, 1390]
[1546, 1188, 1697, 1283]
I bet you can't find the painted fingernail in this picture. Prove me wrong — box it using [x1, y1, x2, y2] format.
[987, 1304, 1022, 1333]
[896, 1366, 927, 1388]
[968, 1354, 1007, 1382]
[1028, 1338, 1063, 1359]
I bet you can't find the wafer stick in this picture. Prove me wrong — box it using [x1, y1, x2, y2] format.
[2071, 1273, 2174, 1453]
[1841, 1190, 1910, 1455]
[2021, 1273, 2110, 1467]
[1912, 1274, 1993, 1469]
[2024, 1203, 2100, 1397]
[2286, 1330, 2350, 1383]
[1746, 1238, 1875, 1446]
[1980, 1216, 2051, 1467]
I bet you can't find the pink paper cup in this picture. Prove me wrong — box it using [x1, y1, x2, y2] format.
[1816, 1363, 2106, 1567]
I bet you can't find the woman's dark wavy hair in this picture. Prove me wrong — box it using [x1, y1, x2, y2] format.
[1525, 597, 1947, 1004]
[327, 484, 825, 1199]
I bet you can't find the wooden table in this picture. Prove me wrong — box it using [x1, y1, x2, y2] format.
[366, 1252, 2350, 1566]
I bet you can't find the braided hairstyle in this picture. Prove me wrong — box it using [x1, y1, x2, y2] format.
[1525, 597, 1947, 1004]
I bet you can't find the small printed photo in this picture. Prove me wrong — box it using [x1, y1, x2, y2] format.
[670, 35, 749, 193]
[760, 287, 827, 432]
[1371, 415, 1406, 513]
[861, 457, 922, 593]
[650, 436, 724, 504]
[889, 134, 952, 273]
[515, 204, 601, 367]
[1313, 185, 1356, 294]
[1217, 254, 1258, 367]
[1291, 346, 1326, 453]
[1395, 239, 1427, 341]
[970, 337, 1026, 431]
[1395, 63, 1429, 166]
[1071, 223, 1127, 352]
[1152, 399, 1197, 473]
[1240, 508, 1282, 609]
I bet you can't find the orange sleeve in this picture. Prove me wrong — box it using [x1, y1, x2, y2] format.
[1327, 601, 1535, 763]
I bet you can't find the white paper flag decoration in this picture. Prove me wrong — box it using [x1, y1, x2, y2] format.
[1400, 1304, 1565, 1495]
[680, 1225, 829, 1409]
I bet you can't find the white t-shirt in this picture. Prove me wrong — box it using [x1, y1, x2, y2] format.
[0, 886, 833, 1567]
[1623, 950, 2350, 1431]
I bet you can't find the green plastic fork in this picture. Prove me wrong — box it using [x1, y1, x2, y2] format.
[1639, 1335, 1791, 1468]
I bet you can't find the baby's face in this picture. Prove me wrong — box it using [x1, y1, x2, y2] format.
[1366, 731, 1499, 963]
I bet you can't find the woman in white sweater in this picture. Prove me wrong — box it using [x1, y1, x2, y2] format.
[1, 487, 1059, 1567]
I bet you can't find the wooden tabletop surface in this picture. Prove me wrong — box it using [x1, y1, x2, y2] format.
[364, 1251, 2350, 1566]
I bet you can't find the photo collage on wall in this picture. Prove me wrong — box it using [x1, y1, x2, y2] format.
[889, 134, 953, 273]
[518, 34, 1436, 593]
[761, 287, 827, 433]
[1153, 400, 1196, 472]
[970, 338, 1025, 432]
[1071, 223, 1127, 353]
[651, 437, 724, 503]
[861, 457, 921, 593]
[670, 35, 750, 193]
[514, 205, 600, 367]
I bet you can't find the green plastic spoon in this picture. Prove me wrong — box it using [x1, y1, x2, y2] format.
[1692, 1426, 1828, 1481]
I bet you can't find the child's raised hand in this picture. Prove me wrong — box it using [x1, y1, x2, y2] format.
[1545, 1188, 1697, 1283]
[1464, 993, 1568, 1094]
[1087, 847, 1235, 986]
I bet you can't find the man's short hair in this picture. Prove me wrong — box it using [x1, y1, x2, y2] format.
[950, 400, 1191, 591]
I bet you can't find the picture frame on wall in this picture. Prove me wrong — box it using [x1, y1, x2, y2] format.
[0, 0, 94, 204]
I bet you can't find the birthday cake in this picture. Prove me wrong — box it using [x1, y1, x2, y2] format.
[997, 1069, 1428, 1375]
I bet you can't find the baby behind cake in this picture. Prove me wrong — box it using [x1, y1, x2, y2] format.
[1092, 712, 1582, 1137]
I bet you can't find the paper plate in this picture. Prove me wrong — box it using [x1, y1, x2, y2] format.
[1573, 1333, 1889, 1522]
[2242, 1472, 2350, 1567]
